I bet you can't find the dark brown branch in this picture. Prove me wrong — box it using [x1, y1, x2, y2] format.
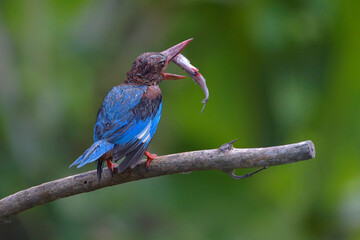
[0, 140, 315, 221]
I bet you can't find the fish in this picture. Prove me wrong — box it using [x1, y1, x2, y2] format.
[172, 53, 209, 113]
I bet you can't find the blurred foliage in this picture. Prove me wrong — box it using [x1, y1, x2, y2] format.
[0, 0, 360, 239]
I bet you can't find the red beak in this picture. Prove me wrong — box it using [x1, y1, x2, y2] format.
[161, 38, 193, 80]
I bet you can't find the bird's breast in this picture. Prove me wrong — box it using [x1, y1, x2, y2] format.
[132, 85, 162, 120]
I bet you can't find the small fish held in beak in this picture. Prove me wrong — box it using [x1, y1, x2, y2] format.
[172, 53, 209, 113]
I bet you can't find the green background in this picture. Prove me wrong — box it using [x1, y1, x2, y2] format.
[1, 0, 360, 239]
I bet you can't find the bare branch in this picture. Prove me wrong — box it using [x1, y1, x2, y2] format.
[0, 140, 315, 221]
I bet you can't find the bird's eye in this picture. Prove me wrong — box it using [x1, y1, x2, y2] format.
[159, 60, 166, 66]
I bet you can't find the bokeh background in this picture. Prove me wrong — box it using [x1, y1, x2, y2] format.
[0, 0, 359, 239]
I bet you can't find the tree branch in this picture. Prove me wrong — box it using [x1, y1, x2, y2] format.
[0, 140, 315, 221]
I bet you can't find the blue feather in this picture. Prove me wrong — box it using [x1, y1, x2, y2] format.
[70, 140, 114, 168]
[93, 85, 147, 142]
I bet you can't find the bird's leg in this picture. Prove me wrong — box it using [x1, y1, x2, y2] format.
[103, 151, 117, 176]
[106, 159, 118, 175]
[145, 150, 157, 169]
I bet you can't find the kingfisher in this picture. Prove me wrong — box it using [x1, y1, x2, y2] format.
[70, 39, 208, 181]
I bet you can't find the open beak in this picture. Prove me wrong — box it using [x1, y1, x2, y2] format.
[161, 38, 209, 113]
[161, 38, 193, 80]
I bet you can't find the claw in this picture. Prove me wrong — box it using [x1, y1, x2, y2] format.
[145, 150, 157, 170]
[106, 159, 118, 176]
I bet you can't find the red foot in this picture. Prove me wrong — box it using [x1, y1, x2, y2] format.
[106, 159, 118, 173]
[145, 150, 157, 168]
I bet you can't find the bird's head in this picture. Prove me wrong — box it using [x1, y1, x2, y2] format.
[125, 39, 192, 85]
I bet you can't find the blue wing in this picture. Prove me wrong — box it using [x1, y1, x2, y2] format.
[115, 100, 162, 172]
[93, 84, 148, 142]
[70, 84, 162, 173]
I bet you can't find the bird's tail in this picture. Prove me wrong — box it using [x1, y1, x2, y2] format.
[69, 140, 114, 168]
